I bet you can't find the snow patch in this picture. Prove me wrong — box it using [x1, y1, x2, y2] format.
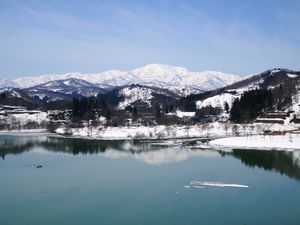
[175, 111, 196, 118]
[287, 73, 298, 78]
[196, 93, 238, 109]
[210, 134, 300, 150]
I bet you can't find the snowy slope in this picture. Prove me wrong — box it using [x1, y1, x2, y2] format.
[196, 68, 300, 112]
[196, 93, 238, 110]
[114, 85, 180, 109]
[118, 86, 153, 109]
[11, 64, 241, 94]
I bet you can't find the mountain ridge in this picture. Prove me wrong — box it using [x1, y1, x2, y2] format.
[5, 64, 241, 95]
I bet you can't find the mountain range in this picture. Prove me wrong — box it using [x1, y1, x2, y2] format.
[1, 65, 300, 125]
[0, 64, 241, 96]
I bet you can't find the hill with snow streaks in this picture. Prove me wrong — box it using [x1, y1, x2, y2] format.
[25, 78, 105, 98]
[10, 64, 241, 95]
[118, 86, 153, 109]
[195, 68, 300, 118]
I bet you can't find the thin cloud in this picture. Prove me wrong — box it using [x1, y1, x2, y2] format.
[0, 0, 300, 77]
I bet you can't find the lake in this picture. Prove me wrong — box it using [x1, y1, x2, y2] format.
[0, 135, 300, 225]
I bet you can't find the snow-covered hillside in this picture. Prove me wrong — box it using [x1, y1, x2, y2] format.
[26, 78, 105, 98]
[111, 85, 179, 110]
[118, 87, 153, 109]
[10, 64, 241, 94]
[196, 68, 300, 113]
[196, 93, 238, 110]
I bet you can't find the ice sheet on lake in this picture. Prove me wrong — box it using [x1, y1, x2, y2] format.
[184, 185, 205, 189]
[186, 181, 249, 189]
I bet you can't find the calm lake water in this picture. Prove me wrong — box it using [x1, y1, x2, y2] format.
[0, 135, 300, 225]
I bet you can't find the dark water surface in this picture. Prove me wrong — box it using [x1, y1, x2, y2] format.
[0, 135, 300, 225]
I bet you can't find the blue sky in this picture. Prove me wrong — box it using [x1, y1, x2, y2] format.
[1, 0, 300, 78]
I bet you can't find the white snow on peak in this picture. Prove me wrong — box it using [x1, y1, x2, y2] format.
[11, 64, 241, 94]
[0, 79, 19, 88]
[271, 69, 281, 74]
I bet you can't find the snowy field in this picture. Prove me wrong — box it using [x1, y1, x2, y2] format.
[210, 133, 300, 151]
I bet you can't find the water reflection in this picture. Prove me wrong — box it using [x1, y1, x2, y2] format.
[1, 135, 300, 180]
[228, 149, 300, 180]
[102, 147, 219, 164]
[0, 136, 218, 164]
[0, 136, 37, 159]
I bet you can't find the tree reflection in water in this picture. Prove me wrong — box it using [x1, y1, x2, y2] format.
[228, 149, 300, 181]
[1, 135, 300, 180]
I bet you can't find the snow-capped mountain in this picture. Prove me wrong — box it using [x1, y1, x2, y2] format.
[0, 79, 19, 89]
[11, 64, 241, 95]
[26, 78, 105, 99]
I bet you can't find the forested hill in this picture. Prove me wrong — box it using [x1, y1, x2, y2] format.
[193, 68, 300, 123]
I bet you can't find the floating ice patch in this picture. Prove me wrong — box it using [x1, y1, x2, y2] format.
[190, 181, 249, 188]
[184, 185, 205, 189]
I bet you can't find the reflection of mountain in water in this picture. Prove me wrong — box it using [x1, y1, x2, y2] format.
[0, 136, 172, 158]
[39, 138, 176, 156]
[1, 136, 300, 180]
[0, 136, 216, 164]
[228, 149, 300, 181]
[0, 136, 37, 159]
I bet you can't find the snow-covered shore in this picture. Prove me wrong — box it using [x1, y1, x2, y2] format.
[54, 122, 296, 140]
[210, 134, 300, 151]
[0, 129, 48, 136]
[1, 121, 300, 151]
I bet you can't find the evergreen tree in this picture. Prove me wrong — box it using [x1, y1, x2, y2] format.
[224, 102, 229, 113]
[230, 89, 274, 123]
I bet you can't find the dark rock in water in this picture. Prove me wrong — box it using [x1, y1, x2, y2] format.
[182, 140, 197, 146]
[36, 165, 42, 169]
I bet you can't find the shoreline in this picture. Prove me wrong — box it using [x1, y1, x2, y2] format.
[0, 129, 50, 136]
[210, 133, 300, 151]
[0, 123, 300, 151]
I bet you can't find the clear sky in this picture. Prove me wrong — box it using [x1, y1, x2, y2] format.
[1, 0, 300, 78]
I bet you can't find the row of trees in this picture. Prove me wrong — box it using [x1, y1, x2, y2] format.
[230, 89, 273, 123]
